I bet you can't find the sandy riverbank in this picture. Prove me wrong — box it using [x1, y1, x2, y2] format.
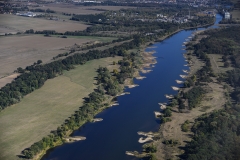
[171, 86, 180, 91]
[64, 136, 86, 142]
[138, 131, 154, 143]
[92, 118, 103, 122]
[136, 76, 146, 80]
[158, 103, 167, 110]
[154, 111, 162, 117]
[152, 26, 227, 160]
[176, 80, 184, 84]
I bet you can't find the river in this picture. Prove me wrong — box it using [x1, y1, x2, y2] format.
[42, 14, 222, 160]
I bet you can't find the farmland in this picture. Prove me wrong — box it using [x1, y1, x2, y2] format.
[0, 14, 89, 34]
[0, 56, 122, 160]
[29, 3, 135, 15]
[0, 34, 116, 79]
[231, 9, 240, 22]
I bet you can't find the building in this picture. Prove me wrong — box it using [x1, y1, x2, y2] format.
[225, 12, 230, 19]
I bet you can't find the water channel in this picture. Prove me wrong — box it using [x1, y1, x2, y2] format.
[43, 14, 222, 160]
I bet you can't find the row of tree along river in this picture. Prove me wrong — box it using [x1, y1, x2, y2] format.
[42, 14, 222, 160]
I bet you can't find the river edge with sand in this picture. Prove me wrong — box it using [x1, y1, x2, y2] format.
[41, 14, 222, 160]
[38, 37, 158, 160]
[132, 14, 224, 160]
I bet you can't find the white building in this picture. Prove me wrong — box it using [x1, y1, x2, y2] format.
[225, 12, 230, 19]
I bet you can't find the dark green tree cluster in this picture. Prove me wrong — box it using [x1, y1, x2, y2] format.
[71, 14, 107, 23]
[97, 67, 122, 96]
[185, 87, 206, 109]
[182, 106, 240, 160]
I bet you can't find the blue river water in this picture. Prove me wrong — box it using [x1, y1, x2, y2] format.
[43, 14, 222, 160]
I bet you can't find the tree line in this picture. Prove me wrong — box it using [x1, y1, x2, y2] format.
[21, 45, 141, 159]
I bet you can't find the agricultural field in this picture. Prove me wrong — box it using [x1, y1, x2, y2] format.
[29, 3, 135, 15]
[231, 9, 240, 22]
[0, 14, 89, 34]
[0, 73, 20, 88]
[0, 56, 122, 160]
[0, 34, 116, 79]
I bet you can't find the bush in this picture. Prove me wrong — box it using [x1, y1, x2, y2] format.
[162, 117, 172, 123]
[145, 144, 157, 153]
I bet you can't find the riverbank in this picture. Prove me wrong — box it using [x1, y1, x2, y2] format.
[32, 19, 217, 160]
[31, 38, 157, 160]
[151, 27, 228, 160]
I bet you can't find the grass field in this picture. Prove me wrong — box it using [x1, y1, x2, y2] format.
[0, 34, 116, 79]
[0, 14, 89, 34]
[231, 9, 240, 21]
[29, 4, 135, 15]
[209, 54, 233, 74]
[0, 56, 122, 160]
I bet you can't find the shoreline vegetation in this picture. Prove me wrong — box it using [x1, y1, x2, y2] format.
[121, 21, 217, 159]
[22, 35, 159, 160]
[26, 26, 199, 160]
[131, 26, 240, 160]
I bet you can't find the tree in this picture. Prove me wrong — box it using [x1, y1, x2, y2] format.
[164, 108, 172, 117]
[37, 60, 43, 64]
[16, 67, 24, 73]
[224, 61, 230, 68]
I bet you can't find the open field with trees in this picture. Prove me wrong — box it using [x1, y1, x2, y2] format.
[0, 56, 122, 160]
[0, 14, 89, 34]
[0, 34, 116, 78]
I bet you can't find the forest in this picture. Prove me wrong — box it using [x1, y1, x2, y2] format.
[179, 27, 240, 160]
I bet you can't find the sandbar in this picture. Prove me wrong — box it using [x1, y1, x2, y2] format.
[176, 80, 184, 84]
[172, 86, 180, 91]
[180, 75, 187, 78]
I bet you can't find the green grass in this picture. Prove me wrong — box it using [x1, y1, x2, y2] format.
[0, 56, 122, 160]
